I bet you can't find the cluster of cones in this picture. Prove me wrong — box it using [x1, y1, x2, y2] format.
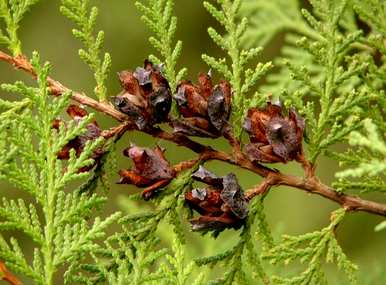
[53, 60, 305, 232]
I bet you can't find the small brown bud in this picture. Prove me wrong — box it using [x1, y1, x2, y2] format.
[53, 105, 104, 172]
[175, 82, 208, 117]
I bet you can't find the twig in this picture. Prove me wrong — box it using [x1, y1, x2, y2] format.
[1, 50, 386, 217]
[173, 158, 200, 173]
[245, 175, 277, 201]
[101, 122, 133, 140]
[0, 261, 22, 285]
[0, 51, 128, 122]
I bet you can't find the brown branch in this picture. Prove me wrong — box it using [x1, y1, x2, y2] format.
[296, 149, 315, 178]
[0, 261, 22, 285]
[0, 51, 128, 122]
[173, 158, 200, 173]
[220, 152, 386, 216]
[278, 174, 386, 216]
[1, 50, 386, 217]
[100, 121, 134, 141]
[245, 177, 275, 201]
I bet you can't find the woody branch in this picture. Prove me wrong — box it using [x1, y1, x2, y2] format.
[1, 50, 386, 217]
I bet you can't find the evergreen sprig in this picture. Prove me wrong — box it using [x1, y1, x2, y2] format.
[0, 0, 39, 55]
[240, 0, 378, 163]
[60, 0, 112, 102]
[0, 0, 385, 283]
[65, 230, 205, 285]
[135, 0, 187, 99]
[203, 0, 273, 138]
[336, 119, 386, 179]
[0, 52, 120, 285]
[238, 1, 326, 101]
[263, 208, 358, 284]
[240, 0, 320, 48]
[282, 0, 370, 162]
[333, 119, 386, 193]
[64, 230, 168, 285]
[142, 234, 205, 285]
[195, 197, 273, 285]
[64, 167, 196, 283]
[353, 0, 386, 35]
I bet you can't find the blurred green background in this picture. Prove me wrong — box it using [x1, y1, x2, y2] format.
[0, 0, 385, 284]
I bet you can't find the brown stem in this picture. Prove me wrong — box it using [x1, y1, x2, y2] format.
[0, 51, 129, 122]
[1, 50, 386, 217]
[173, 158, 200, 173]
[0, 261, 22, 285]
[296, 149, 315, 178]
[245, 174, 277, 201]
[101, 122, 133, 140]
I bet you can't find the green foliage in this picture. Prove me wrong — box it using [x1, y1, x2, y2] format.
[203, 0, 273, 138]
[0, 52, 120, 285]
[60, 0, 112, 102]
[66, 229, 206, 285]
[64, 167, 198, 284]
[239, 0, 381, 163]
[0, 0, 385, 284]
[240, 0, 320, 48]
[332, 119, 386, 225]
[195, 197, 273, 285]
[263, 209, 358, 284]
[65, 230, 168, 285]
[282, 0, 367, 162]
[353, 0, 386, 35]
[153, 237, 205, 285]
[336, 119, 386, 179]
[0, 0, 39, 55]
[135, 0, 187, 103]
[239, 0, 323, 98]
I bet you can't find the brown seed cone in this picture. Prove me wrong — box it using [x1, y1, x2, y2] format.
[114, 60, 172, 129]
[185, 166, 248, 232]
[244, 101, 305, 163]
[118, 144, 175, 200]
[173, 73, 232, 137]
[52, 104, 104, 172]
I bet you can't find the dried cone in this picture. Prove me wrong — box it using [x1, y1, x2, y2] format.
[185, 166, 248, 233]
[53, 105, 104, 172]
[118, 144, 175, 200]
[173, 73, 232, 137]
[113, 60, 172, 129]
[244, 101, 305, 163]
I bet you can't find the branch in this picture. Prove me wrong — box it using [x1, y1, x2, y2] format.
[0, 261, 22, 285]
[1, 50, 386, 217]
[0, 51, 128, 122]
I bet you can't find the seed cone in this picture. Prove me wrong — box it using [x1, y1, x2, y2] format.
[244, 101, 305, 163]
[172, 73, 232, 137]
[53, 104, 104, 172]
[185, 166, 248, 234]
[113, 60, 172, 129]
[118, 144, 175, 200]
